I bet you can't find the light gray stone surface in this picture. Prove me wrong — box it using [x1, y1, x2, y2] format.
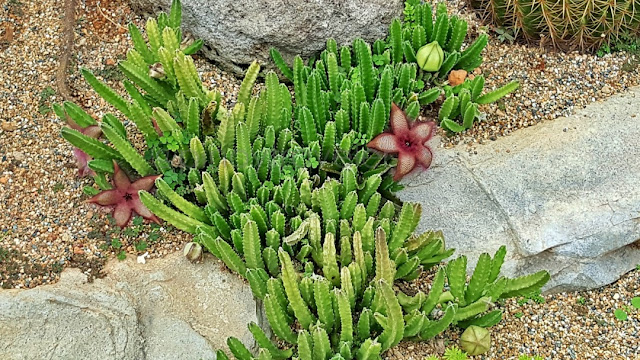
[0, 253, 267, 360]
[128, 0, 403, 75]
[400, 88, 640, 292]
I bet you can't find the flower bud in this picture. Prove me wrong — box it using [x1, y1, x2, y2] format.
[183, 242, 203, 263]
[180, 32, 196, 51]
[460, 325, 491, 355]
[171, 154, 183, 168]
[416, 41, 444, 72]
[149, 63, 166, 79]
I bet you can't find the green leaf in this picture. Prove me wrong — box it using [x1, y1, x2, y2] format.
[237, 60, 261, 109]
[476, 81, 520, 104]
[156, 178, 208, 222]
[82, 68, 130, 116]
[278, 249, 315, 330]
[270, 48, 294, 80]
[139, 191, 208, 234]
[61, 127, 122, 161]
[101, 123, 154, 176]
[614, 308, 628, 321]
[440, 118, 465, 133]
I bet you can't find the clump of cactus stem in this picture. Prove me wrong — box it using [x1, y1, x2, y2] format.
[469, 0, 640, 51]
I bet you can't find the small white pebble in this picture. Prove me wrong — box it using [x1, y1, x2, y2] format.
[137, 252, 149, 264]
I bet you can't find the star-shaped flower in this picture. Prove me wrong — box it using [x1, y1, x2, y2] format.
[66, 119, 102, 177]
[367, 103, 435, 181]
[87, 161, 161, 228]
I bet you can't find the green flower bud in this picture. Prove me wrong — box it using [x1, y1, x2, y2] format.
[183, 242, 203, 263]
[416, 41, 444, 72]
[460, 325, 491, 355]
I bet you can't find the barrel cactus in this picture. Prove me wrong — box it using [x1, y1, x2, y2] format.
[469, 0, 640, 51]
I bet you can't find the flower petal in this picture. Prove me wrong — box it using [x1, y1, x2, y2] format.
[390, 103, 409, 134]
[415, 145, 433, 169]
[81, 125, 102, 139]
[113, 202, 133, 228]
[367, 133, 400, 153]
[87, 189, 121, 206]
[151, 117, 163, 136]
[112, 161, 131, 190]
[131, 175, 161, 191]
[131, 195, 161, 224]
[410, 121, 435, 143]
[66, 119, 82, 131]
[73, 148, 95, 178]
[394, 152, 417, 181]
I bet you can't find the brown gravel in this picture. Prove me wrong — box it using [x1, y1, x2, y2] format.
[0, 0, 638, 358]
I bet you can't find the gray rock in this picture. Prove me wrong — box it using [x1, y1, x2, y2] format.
[400, 88, 640, 292]
[128, 0, 404, 75]
[0, 253, 268, 360]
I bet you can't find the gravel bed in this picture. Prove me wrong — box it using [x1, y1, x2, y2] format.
[0, 0, 638, 358]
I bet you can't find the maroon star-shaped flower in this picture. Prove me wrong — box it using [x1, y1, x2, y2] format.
[66, 119, 102, 177]
[87, 161, 162, 228]
[367, 103, 435, 181]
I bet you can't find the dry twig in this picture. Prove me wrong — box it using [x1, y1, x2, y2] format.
[56, 0, 77, 101]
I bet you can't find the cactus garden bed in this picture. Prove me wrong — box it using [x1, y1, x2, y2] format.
[0, 0, 639, 359]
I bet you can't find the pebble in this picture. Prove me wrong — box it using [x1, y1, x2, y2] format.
[1, 121, 18, 131]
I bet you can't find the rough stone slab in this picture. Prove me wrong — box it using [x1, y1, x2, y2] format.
[128, 0, 403, 75]
[400, 88, 640, 292]
[0, 253, 268, 360]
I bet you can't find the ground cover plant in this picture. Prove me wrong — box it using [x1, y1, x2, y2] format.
[56, 0, 549, 358]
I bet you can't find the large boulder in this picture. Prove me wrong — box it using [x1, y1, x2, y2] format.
[0, 253, 269, 360]
[128, 0, 404, 75]
[400, 88, 640, 293]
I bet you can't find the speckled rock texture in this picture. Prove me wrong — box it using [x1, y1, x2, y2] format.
[127, 0, 404, 75]
[0, 253, 268, 360]
[400, 88, 640, 293]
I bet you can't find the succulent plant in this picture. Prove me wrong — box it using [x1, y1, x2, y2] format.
[271, 0, 518, 143]
[270, 37, 442, 193]
[367, 103, 435, 180]
[469, 0, 640, 51]
[87, 161, 161, 228]
[385, 2, 486, 76]
[439, 76, 519, 133]
[53, 102, 102, 177]
[443, 346, 469, 360]
[57, 0, 266, 209]
[56, 2, 550, 359]
[459, 325, 490, 355]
